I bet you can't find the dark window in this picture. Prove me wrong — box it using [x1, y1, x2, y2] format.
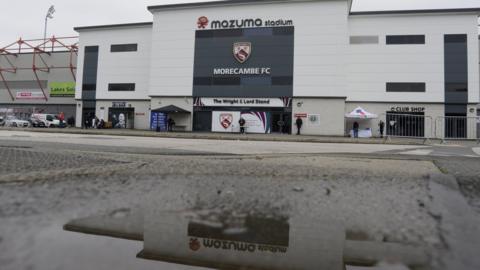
[272, 76, 293, 85]
[244, 28, 273, 36]
[213, 29, 243, 38]
[193, 77, 212, 85]
[386, 82, 426, 92]
[444, 34, 468, 116]
[241, 77, 271, 85]
[386, 35, 425, 45]
[108, 83, 136, 91]
[82, 46, 99, 94]
[196, 31, 214, 38]
[110, 44, 138, 52]
[272, 27, 294, 36]
[212, 77, 241, 85]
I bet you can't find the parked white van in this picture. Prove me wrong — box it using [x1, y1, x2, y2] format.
[30, 114, 61, 128]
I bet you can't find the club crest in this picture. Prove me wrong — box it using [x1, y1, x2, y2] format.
[220, 113, 233, 129]
[233, 42, 251, 63]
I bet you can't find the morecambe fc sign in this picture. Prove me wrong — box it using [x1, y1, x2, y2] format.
[233, 42, 251, 63]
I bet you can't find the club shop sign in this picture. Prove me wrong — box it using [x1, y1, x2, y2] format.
[197, 16, 293, 30]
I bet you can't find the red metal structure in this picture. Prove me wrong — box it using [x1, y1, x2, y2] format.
[0, 36, 78, 101]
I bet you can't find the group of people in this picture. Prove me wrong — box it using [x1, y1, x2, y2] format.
[84, 116, 105, 129]
[294, 117, 386, 138]
[351, 120, 385, 138]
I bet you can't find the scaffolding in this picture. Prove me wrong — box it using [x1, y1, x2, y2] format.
[0, 36, 78, 101]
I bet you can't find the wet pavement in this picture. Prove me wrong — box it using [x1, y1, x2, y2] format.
[0, 130, 479, 270]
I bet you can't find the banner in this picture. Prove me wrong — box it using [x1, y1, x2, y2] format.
[16, 91, 45, 100]
[49, 82, 75, 97]
[241, 112, 271, 134]
[196, 98, 287, 108]
[151, 112, 167, 131]
[212, 111, 240, 133]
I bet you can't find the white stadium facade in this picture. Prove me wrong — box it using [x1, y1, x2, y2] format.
[73, 0, 480, 139]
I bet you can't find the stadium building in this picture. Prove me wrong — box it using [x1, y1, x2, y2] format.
[0, 37, 78, 121]
[73, 0, 480, 138]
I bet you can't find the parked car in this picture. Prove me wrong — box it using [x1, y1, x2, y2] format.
[30, 114, 61, 128]
[0, 116, 5, 126]
[30, 118, 46, 128]
[5, 115, 31, 128]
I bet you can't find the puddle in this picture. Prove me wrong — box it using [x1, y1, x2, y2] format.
[6, 222, 208, 270]
[61, 206, 429, 270]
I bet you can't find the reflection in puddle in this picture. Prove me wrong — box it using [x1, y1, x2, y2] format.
[64, 207, 430, 270]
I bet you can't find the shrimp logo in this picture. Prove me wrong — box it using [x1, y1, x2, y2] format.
[233, 42, 251, 63]
[197, 16, 209, 29]
[189, 238, 201, 251]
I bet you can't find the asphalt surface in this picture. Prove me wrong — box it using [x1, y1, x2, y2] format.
[0, 130, 479, 270]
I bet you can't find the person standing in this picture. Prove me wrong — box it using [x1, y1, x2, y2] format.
[239, 117, 246, 134]
[295, 117, 303, 135]
[167, 118, 175, 132]
[58, 112, 65, 128]
[353, 121, 359, 138]
[167, 118, 172, 132]
[378, 120, 385, 138]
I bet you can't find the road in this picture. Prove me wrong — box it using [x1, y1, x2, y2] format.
[0, 130, 479, 270]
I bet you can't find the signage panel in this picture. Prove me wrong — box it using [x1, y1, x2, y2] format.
[112, 102, 127, 108]
[197, 16, 293, 30]
[151, 112, 167, 131]
[212, 111, 240, 133]
[197, 98, 286, 108]
[15, 91, 45, 100]
[49, 82, 75, 97]
[241, 112, 271, 134]
[193, 26, 294, 98]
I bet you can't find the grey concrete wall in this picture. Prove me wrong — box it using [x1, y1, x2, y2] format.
[292, 98, 346, 136]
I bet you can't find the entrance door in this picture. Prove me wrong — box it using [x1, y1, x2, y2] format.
[82, 108, 95, 128]
[271, 112, 282, 133]
[270, 112, 291, 134]
[193, 111, 212, 132]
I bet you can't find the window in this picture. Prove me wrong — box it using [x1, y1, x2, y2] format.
[110, 44, 138, 52]
[386, 82, 426, 92]
[272, 76, 293, 85]
[82, 46, 99, 93]
[349, 36, 379, 44]
[108, 83, 136, 91]
[386, 35, 425, 45]
[212, 77, 241, 85]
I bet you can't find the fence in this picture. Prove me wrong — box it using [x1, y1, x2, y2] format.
[379, 113, 479, 143]
[435, 116, 479, 142]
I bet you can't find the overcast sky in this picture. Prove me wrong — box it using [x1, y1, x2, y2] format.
[0, 0, 479, 47]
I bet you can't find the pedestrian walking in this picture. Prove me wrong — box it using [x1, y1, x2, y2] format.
[239, 117, 246, 134]
[353, 121, 359, 138]
[93, 116, 99, 129]
[295, 117, 303, 135]
[378, 120, 385, 138]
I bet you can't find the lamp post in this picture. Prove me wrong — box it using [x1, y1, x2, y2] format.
[43, 5, 55, 49]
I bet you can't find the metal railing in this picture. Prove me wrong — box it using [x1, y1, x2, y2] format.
[435, 116, 479, 143]
[381, 113, 433, 143]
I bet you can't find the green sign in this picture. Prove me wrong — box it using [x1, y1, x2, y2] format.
[50, 82, 75, 97]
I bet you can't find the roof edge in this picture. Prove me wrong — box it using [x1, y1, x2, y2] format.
[350, 8, 480, 16]
[148, 0, 345, 12]
[74, 22, 153, 32]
